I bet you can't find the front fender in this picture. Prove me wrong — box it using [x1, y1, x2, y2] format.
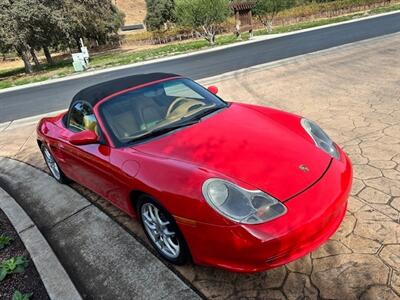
[127, 150, 235, 226]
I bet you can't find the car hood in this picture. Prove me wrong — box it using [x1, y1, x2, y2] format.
[134, 103, 332, 200]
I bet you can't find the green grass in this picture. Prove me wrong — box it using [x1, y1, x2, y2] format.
[1, 4, 399, 90]
[0, 35, 239, 89]
[89, 35, 239, 68]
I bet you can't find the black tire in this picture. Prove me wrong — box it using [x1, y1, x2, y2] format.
[137, 195, 190, 265]
[40, 144, 69, 184]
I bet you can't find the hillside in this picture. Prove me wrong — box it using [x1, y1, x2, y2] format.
[115, 0, 147, 24]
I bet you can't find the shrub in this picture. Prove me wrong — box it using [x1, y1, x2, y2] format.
[145, 0, 176, 31]
[0, 256, 29, 282]
[0, 235, 13, 249]
[253, 0, 296, 32]
[12, 291, 33, 300]
[175, 0, 231, 44]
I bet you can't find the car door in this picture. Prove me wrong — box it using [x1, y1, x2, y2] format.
[59, 101, 116, 198]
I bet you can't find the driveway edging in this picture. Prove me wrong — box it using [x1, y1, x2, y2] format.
[0, 187, 82, 300]
[0, 157, 202, 300]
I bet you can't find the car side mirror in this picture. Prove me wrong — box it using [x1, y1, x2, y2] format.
[69, 130, 98, 145]
[208, 86, 218, 95]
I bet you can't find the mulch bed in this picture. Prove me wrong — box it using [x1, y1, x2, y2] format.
[0, 209, 49, 300]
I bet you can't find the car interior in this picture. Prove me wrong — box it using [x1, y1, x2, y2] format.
[100, 81, 209, 142]
[65, 79, 223, 145]
[83, 115, 99, 135]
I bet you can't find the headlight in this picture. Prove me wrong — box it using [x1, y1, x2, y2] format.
[301, 118, 340, 159]
[202, 179, 287, 224]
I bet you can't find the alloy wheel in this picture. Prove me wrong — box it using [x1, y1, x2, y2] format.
[43, 147, 61, 181]
[141, 202, 180, 259]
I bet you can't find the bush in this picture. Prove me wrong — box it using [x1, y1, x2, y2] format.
[0, 235, 13, 249]
[175, 0, 231, 44]
[253, 0, 296, 32]
[12, 291, 32, 300]
[145, 0, 176, 31]
[0, 256, 29, 282]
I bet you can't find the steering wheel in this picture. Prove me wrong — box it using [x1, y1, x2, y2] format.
[166, 97, 205, 119]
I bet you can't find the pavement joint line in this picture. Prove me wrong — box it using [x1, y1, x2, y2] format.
[0, 9, 399, 95]
[3, 31, 400, 129]
[18, 223, 35, 234]
[42, 173, 209, 299]
[17, 131, 34, 155]
[0, 186, 83, 300]
[49, 203, 93, 230]
[0, 110, 65, 131]
[1, 121, 12, 132]
[83, 195, 209, 300]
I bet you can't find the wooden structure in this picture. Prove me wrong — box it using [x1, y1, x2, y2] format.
[230, 1, 256, 38]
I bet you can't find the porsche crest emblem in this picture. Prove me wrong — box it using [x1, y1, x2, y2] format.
[299, 164, 310, 173]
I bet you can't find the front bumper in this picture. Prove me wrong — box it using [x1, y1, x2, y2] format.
[178, 150, 352, 273]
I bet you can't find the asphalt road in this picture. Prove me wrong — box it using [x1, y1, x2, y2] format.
[1, 12, 400, 123]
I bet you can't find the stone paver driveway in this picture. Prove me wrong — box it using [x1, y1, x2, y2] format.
[1, 33, 399, 299]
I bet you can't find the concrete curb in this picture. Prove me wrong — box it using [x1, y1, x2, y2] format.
[0, 157, 201, 300]
[0, 187, 82, 300]
[0, 109, 66, 133]
[0, 9, 398, 95]
[199, 31, 400, 85]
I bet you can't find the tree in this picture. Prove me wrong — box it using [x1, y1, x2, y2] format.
[58, 0, 124, 48]
[0, 36, 11, 62]
[0, 0, 39, 73]
[0, 0, 124, 73]
[24, 0, 55, 69]
[0, 0, 64, 72]
[253, 0, 295, 32]
[145, 0, 175, 31]
[33, 0, 65, 65]
[175, 0, 230, 45]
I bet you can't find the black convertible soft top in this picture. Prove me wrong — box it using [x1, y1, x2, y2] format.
[71, 73, 180, 107]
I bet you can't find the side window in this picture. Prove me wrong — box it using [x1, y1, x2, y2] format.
[68, 102, 99, 134]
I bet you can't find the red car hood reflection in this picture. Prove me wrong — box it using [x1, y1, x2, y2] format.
[134, 103, 332, 200]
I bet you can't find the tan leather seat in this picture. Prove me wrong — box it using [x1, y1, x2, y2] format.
[100, 95, 165, 140]
[83, 115, 99, 135]
[135, 96, 164, 130]
[104, 109, 140, 140]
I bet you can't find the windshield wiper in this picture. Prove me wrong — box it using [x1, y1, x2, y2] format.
[128, 119, 200, 143]
[189, 105, 225, 121]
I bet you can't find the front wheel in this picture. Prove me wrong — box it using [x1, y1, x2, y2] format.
[40, 144, 68, 184]
[137, 195, 189, 265]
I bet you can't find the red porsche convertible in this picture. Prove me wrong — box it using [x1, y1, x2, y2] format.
[37, 73, 352, 272]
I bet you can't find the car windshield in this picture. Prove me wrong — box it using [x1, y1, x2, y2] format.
[99, 78, 227, 147]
